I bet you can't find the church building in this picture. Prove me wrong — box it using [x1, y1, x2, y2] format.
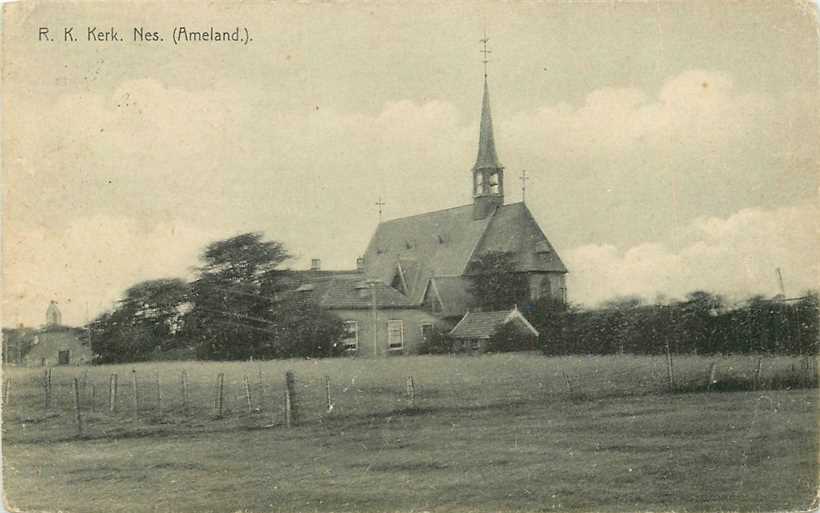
[295, 73, 567, 356]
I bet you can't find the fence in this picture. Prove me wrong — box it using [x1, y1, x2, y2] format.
[1, 353, 816, 441]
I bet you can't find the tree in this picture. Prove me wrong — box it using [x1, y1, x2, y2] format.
[90, 278, 189, 363]
[269, 297, 345, 358]
[185, 232, 291, 360]
[466, 251, 529, 311]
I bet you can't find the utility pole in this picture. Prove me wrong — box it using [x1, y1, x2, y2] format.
[370, 281, 378, 357]
[520, 170, 529, 203]
[775, 267, 786, 297]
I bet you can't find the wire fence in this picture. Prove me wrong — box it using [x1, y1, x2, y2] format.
[1, 353, 816, 442]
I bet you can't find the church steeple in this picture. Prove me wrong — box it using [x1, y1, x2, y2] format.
[473, 78, 502, 171]
[472, 38, 505, 220]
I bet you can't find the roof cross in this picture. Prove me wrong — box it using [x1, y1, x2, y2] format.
[520, 169, 529, 203]
[375, 197, 386, 223]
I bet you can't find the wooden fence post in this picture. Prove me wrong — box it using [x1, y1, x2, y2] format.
[131, 369, 139, 419]
[753, 358, 762, 391]
[325, 376, 333, 413]
[284, 370, 296, 427]
[110, 373, 118, 413]
[42, 368, 50, 413]
[181, 370, 189, 414]
[90, 383, 96, 413]
[155, 372, 162, 413]
[243, 376, 253, 414]
[72, 378, 83, 436]
[406, 376, 416, 408]
[665, 342, 675, 392]
[2, 378, 10, 406]
[706, 362, 718, 392]
[215, 373, 224, 418]
[257, 366, 264, 405]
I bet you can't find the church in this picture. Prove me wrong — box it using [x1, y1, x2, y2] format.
[294, 73, 567, 356]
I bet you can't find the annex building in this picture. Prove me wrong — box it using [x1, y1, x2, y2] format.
[295, 76, 567, 356]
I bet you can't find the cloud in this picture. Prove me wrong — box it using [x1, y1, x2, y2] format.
[2, 215, 215, 326]
[3, 69, 816, 324]
[566, 202, 819, 306]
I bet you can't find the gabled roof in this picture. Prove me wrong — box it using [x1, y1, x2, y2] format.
[472, 202, 568, 273]
[361, 201, 567, 305]
[448, 308, 540, 340]
[362, 204, 493, 303]
[425, 276, 476, 318]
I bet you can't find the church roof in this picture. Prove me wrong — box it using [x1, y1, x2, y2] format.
[473, 78, 502, 170]
[362, 202, 567, 305]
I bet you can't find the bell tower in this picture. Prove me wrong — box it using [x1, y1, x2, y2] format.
[472, 35, 504, 220]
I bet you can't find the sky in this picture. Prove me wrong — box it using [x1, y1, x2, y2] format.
[2, 1, 818, 327]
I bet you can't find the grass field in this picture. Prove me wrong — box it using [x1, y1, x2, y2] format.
[2, 353, 817, 512]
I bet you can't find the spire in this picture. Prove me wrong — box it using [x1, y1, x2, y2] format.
[473, 77, 502, 170]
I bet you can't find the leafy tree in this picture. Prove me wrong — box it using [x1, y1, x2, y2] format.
[185, 233, 291, 360]
[268, 297, 345, 358]
[466, 251, 529, 311]
[90, 278, 189, 363]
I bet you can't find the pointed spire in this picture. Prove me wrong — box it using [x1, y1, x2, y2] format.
[473, 77, 502, 170]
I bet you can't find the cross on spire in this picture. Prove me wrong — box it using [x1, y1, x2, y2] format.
[375, 197, 386, 222]
[480, 30, 491, 79]
[520, 170, 529, 203]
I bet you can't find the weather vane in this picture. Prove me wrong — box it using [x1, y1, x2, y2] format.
[480, 29, 491, 79]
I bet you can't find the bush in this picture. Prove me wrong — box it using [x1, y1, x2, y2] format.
[418, 328, 453, 355]
[487, 324, 538, 353]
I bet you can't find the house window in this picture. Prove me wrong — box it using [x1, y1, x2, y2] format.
[58, 350, 70, 365]
[470, 339, 481, 352]
[421, 323, 434, 343]
[387, 320, 404, 351]
[342, 321, 358, 352]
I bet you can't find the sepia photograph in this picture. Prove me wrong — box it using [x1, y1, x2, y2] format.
[1, 1, 818, 512]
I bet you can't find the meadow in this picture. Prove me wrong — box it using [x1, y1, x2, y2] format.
[2, 353, 817, 513]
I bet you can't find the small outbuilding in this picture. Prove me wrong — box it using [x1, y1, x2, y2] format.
[23, 326, 92, 367]
[448, 307, 539, 353]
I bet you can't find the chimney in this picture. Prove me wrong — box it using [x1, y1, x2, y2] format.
[310, 258, 321, 271]
[356, 257, 365, 272]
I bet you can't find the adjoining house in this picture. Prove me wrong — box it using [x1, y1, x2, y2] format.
[293, 74, 567, 356]
[448, 307, 540, 354]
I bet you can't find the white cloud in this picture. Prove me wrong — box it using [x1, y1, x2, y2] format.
[2, 216, 215, 326]
[566, 202, 820, 306]
[3, 69, 816, 324]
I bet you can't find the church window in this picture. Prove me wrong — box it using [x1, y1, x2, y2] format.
[342, 321, 358, 352]
[387, 320, 404, 351]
